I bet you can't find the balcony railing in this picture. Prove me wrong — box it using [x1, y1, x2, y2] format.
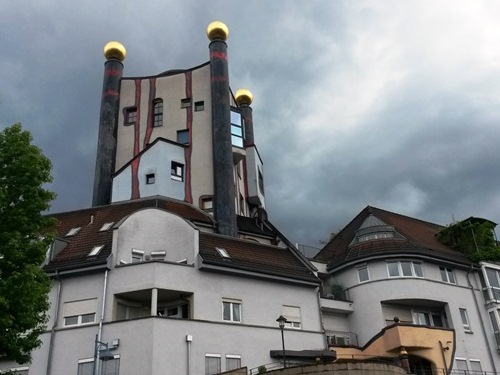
[326, 330, 358, 347]
[482, 286, 500, 303]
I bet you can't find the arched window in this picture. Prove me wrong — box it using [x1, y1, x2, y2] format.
[153, 99, 163, 127]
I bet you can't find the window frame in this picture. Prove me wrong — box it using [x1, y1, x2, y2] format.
[171, 161, 184, 182]
[195, 101, 205, 111]
[146, 173, 155, 185]
[386, 261, 423, 278]
[226, 355, 241, 371]
[205, 354, 221, 375]
[440, 266, 456, 284]
[357, 265, 370, 283]
[78, 355, 120, 375]
[124, 106, 137, 126]
[459, 308, 471, 332]
[230, 109, 244, 148]
[152, 98, 163, 127]
[222, 299, 242, 323]
[282, 305, 302, 329]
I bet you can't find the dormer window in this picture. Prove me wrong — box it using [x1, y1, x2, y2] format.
[99, 222, 114, 231]
[65, 227, 81, 237]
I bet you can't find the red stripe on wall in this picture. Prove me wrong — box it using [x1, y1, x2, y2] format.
[184, 71, 193, 203]
[144, 78, 156, 148]
[131, 79, 141, 199]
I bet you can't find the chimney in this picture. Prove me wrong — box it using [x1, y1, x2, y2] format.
[92, 41, 125, 207]
[207, 21, 238, 237]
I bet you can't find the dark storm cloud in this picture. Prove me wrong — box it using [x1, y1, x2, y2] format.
[1, 1, 500, 249]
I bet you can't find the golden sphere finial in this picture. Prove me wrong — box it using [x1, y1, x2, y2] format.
[207, 21, 229, 41]
[235, 89, 253, 106]
[104, 41, 126, 61]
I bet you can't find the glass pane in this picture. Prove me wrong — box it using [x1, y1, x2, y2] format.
[358, 267, 369, 282]
[460, 309, 469, 326]
[387, 262, 400, 277]
[447, 269, 456, 284]
[223, 302, 230, 321]
[413, 263, 423, 277]
[232, 303, 241, 322]
[78, 362, 94, 375]
[432, 314, 444, 327]
[177, 130, 189, 144]
[206, 357, 221, 375]
[456, 359, 468, 371]
[489, 311, 499, 331]
[64, 316, 78, 326]
[401, 262, 412, 276]
[440, 267, 448, 282]
[230, 111, 241, 125]
[231, 135, 243, 148]
[486, 269, 500, 287]
[81, 313, 95, 324]
[231, 125, 242, 136]
[470, 361, 482, 373]
[227, 357, 241, 371]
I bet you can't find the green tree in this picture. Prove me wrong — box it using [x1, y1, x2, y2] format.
[0, 123, 56, 364]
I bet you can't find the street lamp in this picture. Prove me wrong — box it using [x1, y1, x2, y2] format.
[276, 315, 288, 368]
[93, 334, 114, 375]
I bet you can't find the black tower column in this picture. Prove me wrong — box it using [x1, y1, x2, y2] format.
[207, 22, 238, 237]
[92, 42, 125, 207]
[235, 89, 254, 147]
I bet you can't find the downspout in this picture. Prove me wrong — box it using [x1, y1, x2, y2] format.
[46, 271, 62, 375]
[95, 269, 109, 375]
[316, 283, 328, 349]
[467, 265, 496, 373]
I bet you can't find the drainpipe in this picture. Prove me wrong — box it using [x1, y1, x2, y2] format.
[467, 266, 496, 373]
[186, 335, 193, 375]
[46, 272, 62, 375]
[95, 269, 109, 375]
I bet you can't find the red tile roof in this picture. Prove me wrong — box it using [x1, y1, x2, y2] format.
[199, 232, 319, 283]
[44, 196, 214, 272]
[314, 206, 473, 269]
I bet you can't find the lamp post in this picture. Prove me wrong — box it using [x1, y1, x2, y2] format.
[93, 334, 115, 375]
[276, 315, 288, 368]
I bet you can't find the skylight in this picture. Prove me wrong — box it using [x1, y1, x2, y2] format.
[65, 227, 81, 237]
[216, 247, 230, 258]
[99, 222, 114, 231]
[88, 245, 104, 257]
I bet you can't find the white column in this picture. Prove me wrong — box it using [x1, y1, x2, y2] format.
[151, 288, 158, 316]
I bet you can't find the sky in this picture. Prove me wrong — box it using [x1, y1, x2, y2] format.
[1, 1, 500, 250]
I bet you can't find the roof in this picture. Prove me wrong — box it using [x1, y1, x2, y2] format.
[314, 206, 473, 270]
[198, 232, 319, 284]
[44, 196, 214, 272]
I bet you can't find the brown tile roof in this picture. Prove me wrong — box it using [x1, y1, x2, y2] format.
[199, 232, 319, 284]
[314, 206, 473, 269]
[44, 196, 214, 272]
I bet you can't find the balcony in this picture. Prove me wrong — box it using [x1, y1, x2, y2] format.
[320, 295, 354, 314]
[327, 330, 358, 347]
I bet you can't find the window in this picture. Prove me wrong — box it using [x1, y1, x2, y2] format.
[65, 227, 81, 237]
[195, 101, 204, 111]
[171, 161, 184, 182]
[470, 360, 482, 374]
[489, 310, 500, 347]
[358, 232, 394, 242]
[484, 267, 500, 301]
[152, 99, 163, 127]
[78, 357, 120, 375]
[205, 354, 221, 375]
[63, 299, 97, 327]
[283, 305, 301, 329]
[440, 266, 456, 284]
[239, 194, 245, 215]
[100, 222, 114, 231]
[455, 358, 468, 373]
[177, 130, 189, 144]
[258, 169, 264, 195]
[124, 107, 137, 125]
[181, 98, 191, 108]
[460, 308, 471, 332]
[230, 110, 244, 148]
[357, 266, 369, 283]
[226, 355, 241, 371]
[146, 173, 155, 184]
[413, 311, 445, 327]
[131, 249, 144, 263]
[222, 300, 241, 322]
[88, 245, 104, 257]
[201, 197, 213, 212]
[387, 261, 423, 278]
[216, 247, 230, 258]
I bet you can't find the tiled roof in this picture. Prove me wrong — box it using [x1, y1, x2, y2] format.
[44, 196, 214, 272]
[199, 232, 319, 284]
[314, 206, 473, 269]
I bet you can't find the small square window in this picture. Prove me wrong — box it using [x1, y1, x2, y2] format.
[195, 101, 204, 111]
[146, 173, 155, 185]
[177, 130, 189, 145]
[181, 98, 191, 108]
[124, 107, 137, 126]
[222, 300, 241, 322]
[201, 197, 213, 212]
[65, 227, 81, 237]
[171, 162, 184, 182]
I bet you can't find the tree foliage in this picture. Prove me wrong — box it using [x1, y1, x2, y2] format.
[436, 219, 500, 263]
[0, 123, 56, 364]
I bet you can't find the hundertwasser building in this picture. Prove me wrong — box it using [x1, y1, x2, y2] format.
[2, 21, 500, 375]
